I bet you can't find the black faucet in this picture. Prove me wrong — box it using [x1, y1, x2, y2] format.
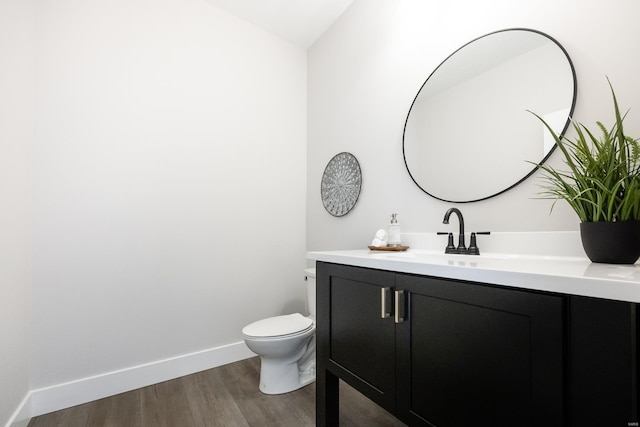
[443, 208, 466, 254]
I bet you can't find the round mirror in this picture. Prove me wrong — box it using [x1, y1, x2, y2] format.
[402, 28, 576, 203]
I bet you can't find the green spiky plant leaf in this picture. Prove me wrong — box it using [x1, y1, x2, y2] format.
[529, 78, 640, 223]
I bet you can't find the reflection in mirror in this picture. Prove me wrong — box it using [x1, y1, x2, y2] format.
[403, 28, 576, 203]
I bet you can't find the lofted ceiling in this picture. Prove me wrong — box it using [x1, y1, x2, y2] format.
[204, 0, 355, 49]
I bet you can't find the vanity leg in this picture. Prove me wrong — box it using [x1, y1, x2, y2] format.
[317, 368, 339, 426]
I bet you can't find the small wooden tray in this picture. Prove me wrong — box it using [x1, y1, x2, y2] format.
[368, 245, 410, 251]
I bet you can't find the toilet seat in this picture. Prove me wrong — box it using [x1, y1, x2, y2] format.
[242, 313, 314, 339]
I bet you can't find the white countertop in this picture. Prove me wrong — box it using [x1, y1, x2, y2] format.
[307, 248, 640, 303]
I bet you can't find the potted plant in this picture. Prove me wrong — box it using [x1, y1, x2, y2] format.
[530, 78, 640, 264]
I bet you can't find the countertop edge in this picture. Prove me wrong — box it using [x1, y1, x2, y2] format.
[307, 250, 640, 303]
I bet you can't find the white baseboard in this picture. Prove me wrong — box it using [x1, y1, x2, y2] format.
[5, 393, 31, 427]
[8, 341, 254, 426]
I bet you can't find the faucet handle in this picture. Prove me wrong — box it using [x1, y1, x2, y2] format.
[437, 232, 457, 254]
[467, 231, 490, 255]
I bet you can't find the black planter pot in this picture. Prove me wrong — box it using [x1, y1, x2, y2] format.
[580, 221, 640, 264]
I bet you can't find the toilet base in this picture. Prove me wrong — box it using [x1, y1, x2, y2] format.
[258, 335, 316, 395]
[258, 358, 316, 394]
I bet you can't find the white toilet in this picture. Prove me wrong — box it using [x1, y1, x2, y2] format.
[242, 268, 316, 394]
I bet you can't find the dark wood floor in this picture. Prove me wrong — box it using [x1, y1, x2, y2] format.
[29, 357, 406, 426]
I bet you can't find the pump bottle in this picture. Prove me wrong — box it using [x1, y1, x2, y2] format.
[388, 213, 401, 247]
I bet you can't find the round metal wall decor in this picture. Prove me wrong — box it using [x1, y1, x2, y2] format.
[321, 152, 362, 217]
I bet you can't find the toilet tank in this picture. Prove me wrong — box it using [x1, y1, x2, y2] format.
[304, 268, 316, 318]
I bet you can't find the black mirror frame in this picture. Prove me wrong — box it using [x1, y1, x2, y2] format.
[402, 28, 577, 203]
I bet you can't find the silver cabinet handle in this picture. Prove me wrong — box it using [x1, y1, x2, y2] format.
[395, 290, 406, 323]
[381, 287, 391, 318]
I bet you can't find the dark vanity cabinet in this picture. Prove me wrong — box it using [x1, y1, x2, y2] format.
[316, 261, 640, 427]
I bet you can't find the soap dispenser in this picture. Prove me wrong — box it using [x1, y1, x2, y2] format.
[388, 213, 402, 247]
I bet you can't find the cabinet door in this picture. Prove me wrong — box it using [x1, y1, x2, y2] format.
[568, 296, 640, 427]
[318, 262, 397, 412]
[396, 274, 564, 427]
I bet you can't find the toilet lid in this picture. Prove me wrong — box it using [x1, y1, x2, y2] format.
[242, 313, 313, 338]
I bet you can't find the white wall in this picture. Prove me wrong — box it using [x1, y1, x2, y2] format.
[0, 0, 34, 425]
[307, 0, 640, 251]
[27, 0, 307, 414]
